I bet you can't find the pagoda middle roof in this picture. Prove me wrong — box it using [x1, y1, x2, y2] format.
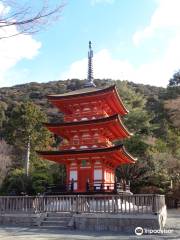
[37, 144, 137, 166]
[47, 85, 128, 116]
[44, 114, 132, 140]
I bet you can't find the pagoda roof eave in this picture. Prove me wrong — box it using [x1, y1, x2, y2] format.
[44, 114, 129, 129]
[37, 144, 123, 155]
[44, 114, 133, 140]
[37, 144, 137, 164]
[114, 85, 129, 114]
[121, 146, 138, 163]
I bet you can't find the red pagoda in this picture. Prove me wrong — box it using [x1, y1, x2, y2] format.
[38, 42, 136, 193]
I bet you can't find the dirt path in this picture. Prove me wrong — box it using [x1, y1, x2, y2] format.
[164, 208, 180, 239]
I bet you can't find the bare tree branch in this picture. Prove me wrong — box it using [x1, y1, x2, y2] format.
[0, 0, 65, 39]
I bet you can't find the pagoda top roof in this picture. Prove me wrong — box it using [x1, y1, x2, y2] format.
[48, 85, 118, 100]
[47, 86, 103, 99]
[47, 85, 128, 116]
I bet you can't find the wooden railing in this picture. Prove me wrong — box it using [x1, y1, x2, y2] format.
[0, 194, 165, 215]
[45, 181, 130, 194]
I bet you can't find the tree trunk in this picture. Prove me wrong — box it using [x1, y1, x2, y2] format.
[25, 137, 30, 176]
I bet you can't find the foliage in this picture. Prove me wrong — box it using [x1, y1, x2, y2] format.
[5, 102, 52, 149]
[0, 101, 7, 130]
[169, 70, 180, 87]
[0, 167, 54, 195]
[31, 171, 53, 194]
[0, 169, 31, 195]
[0, 140, 13, 185]
[1, 101, 54, 180]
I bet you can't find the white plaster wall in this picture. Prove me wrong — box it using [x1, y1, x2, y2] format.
[74, 182, 77, 190]
[70, 170, 77, 181]
[94, 169, 102, 180]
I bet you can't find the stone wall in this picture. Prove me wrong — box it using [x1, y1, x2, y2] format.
[0, 213, 46, 227]
[73, 208, 167, 233]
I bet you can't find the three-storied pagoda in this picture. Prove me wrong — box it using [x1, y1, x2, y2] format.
[38, 42, 136, 192]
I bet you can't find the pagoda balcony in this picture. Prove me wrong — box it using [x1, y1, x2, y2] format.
[64, 110, 108, 122]
[44, 180, 131, 195]
[60, 139, 113, 150]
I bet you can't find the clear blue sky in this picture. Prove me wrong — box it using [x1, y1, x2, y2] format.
[1, 0, 180, 87]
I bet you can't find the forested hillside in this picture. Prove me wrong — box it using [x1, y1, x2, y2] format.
[0, 78, 179, 197]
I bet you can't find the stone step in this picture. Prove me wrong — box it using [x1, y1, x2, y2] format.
[40, 225, 69, 230]
[44, 216, 71, 221]
[39, 212, 73, 229]
[41, 220, 69, 226]
[47, 212, 72, 217]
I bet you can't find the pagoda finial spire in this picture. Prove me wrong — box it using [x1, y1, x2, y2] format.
[84, 41, 96, 88]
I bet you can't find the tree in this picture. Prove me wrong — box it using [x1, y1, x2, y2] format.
[0, 101, 7, 130]
[0, 139, 13, 185]
[114, 81, 154, 192]
[169, 70, 180, 87]
[4, 102, 53, 176]
[0, 1, 64, 39]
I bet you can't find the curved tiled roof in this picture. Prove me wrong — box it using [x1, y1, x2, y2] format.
[44, 114, 132, 139]
[47, 85, 113, 99]
[37, 144, 137, 163]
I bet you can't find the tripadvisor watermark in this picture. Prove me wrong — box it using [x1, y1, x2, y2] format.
[135, 227, 173, 236]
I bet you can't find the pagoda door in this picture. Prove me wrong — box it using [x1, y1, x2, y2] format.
[78, 168, 92, 192]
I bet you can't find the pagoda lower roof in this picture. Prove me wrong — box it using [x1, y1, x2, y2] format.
[37, 144, 137, 166]
[44, 114, 132, 140]
[47, 85, 128, 116]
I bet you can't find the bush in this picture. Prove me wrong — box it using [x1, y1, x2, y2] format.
[139, 186, 165, 194]
[0, 169, 32, 195]
[0, 168, 53, 195]
[31, 171, 53, 194]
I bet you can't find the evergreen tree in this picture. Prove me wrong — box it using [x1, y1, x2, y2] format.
[4, 102, 53, 175]
[169, 70, 180, 87]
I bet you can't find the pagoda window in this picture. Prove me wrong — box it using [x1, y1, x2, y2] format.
[94, 133, 99, 144]
[82, 133, 91, 144]
[94, 169, 102, 180]
[70, 170, 77, 180]
[75, 109, 80, 116]
[93, 106, 97, 112]
[69, 170, 77, 190]
[72, 135, 79, 145]
[83, 107, 90, 111]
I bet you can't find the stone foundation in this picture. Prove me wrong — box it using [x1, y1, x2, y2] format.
[0, 213, 46, 227]
[73, 207, 167, 233]
[0, 206, 167, 233]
